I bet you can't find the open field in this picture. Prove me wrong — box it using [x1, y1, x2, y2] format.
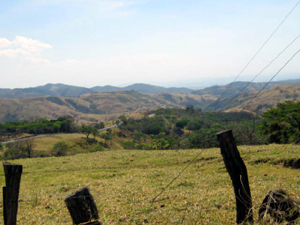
[0, 144, 300, 224]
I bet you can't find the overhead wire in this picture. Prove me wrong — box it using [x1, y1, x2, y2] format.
[218, 34, 300, 112]
[151, 0, 300, 202]
[237, 47, 300, 113]
[210, 0, 300, 110]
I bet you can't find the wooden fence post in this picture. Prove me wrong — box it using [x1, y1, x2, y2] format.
[2, 162, 23, 225]
[65, 187, 101, 225]
[216, 130, 253, 224]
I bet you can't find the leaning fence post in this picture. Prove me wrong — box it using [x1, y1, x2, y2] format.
[2, 162, 23, 225]
[216, 130, 253, 224]
[65, 187, 101, 225]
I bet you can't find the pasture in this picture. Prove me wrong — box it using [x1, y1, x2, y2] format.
[0, 144, 299, 224]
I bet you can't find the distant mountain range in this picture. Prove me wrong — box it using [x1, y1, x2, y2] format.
[192, 79, 300, 97]
[0, 82, 300, 123]
[0, 83, 194, 98]
[1, 79, 300, 98]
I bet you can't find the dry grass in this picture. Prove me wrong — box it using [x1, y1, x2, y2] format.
[0, 144, 300, 224]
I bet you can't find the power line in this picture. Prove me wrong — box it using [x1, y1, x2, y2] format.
[218, 34, 300, 112]
[151, 149, 205, 203]
[211, 0, 300, 110]
[239, 47, 300, 113]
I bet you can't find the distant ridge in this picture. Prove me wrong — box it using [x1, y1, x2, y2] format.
[0, 79, 299, 98]
[192, 79, 300, 97]
[0, 83, 194, 98]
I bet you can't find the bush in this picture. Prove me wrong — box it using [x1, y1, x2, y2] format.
[86, 138, 98, 145]
[188, 128, 219, 149]
[90, 144, 105, 152]
[175, 119, 190, 129]
[121, 141, 136, 149]
[0, 142, 3, 150]
[51, 141, 68, 157]
[4, 140, 34, 159]
[4, 148, 26, 160]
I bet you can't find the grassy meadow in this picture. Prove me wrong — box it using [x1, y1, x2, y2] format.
[0, 142, 300, 224]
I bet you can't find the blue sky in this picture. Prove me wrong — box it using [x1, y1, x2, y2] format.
[1, 0, 300, 88]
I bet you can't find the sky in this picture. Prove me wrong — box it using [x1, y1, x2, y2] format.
[1, 0, 300, 89]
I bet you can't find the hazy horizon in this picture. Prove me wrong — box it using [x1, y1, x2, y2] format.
[1, 74, 299, 90]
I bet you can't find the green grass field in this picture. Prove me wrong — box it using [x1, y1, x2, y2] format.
[0, 144, 300, 224]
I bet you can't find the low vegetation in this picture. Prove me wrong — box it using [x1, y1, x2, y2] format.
[0, 144, 299, 224]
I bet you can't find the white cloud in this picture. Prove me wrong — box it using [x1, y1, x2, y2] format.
[0, 38, 12, 48]
[23, 57, 51, 64]
[0, 36, 51, 64]
[0, 49, 28, 58]
[13, 36, 52, 52]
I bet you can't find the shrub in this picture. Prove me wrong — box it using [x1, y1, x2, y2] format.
[121, 141, 136, 150]
[4, 140, 35, 159]
[51, 141, 68, 157]
[175, 119, 190, 129]
[4, 148, 26, 160]
[90, 144, 105, 152]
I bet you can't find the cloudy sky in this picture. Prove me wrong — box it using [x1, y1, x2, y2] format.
[1, 0, 300, 89]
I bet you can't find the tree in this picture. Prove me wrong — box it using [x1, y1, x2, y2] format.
[175, 119, 190, 129]
[188, 128, 219, 149]
[23, 139, 35, 158]
[100, 133, 112, 145]
[229, 119, 263, 145]
[106, 128, 112, 134]
[186, 120, 204, 131]
[261, 101, 300, 143]
[119, 115, 128, 125]
[81, 125, 93, 140]
[91, 128, 99, 140]
[186, 105, 195, 114]
[4, 139, 35, 159]
[95, 122, 105, 129]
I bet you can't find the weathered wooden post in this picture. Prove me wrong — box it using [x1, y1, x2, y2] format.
[2, 162, 23, 225]
[216, 130, 253, 224]
[65, 187, 101, 225]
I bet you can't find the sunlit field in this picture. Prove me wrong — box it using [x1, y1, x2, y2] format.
[0, 144, 300, 224]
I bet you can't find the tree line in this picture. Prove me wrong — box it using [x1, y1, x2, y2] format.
[118, 101, 300, 150]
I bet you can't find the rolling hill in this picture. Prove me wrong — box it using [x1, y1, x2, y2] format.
[205, 84, 300, 113]
[0, 90, 216, 123]
[192, 79, 300, 97]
